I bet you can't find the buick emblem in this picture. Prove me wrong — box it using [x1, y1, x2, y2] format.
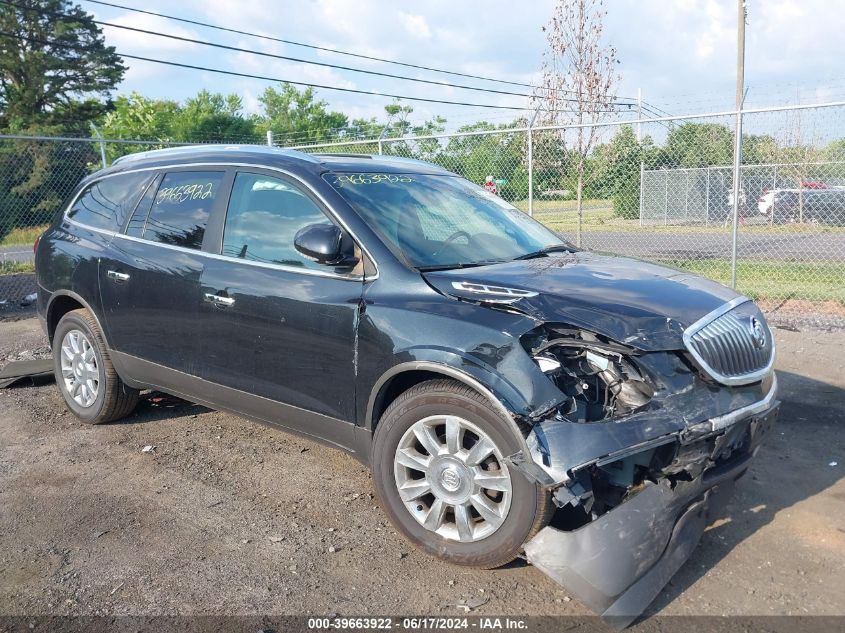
[749, 317, 766, 349]
[440, 468, 461, 492]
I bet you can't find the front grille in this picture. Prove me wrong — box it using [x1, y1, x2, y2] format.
[684, 299, 774, 385]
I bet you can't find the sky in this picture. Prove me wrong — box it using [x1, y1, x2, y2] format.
[86, 0, 845, 137]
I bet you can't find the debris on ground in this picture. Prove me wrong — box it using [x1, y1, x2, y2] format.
[0, 358, 53, 388]
[830, 461, 839, 467]
[141, 445, 156, 454]
[455, 595, 489, 612]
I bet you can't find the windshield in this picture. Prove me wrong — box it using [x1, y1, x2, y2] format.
[323, 172, 565, 269]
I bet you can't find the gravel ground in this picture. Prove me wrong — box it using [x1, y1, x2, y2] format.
[0, 316, 843, 623]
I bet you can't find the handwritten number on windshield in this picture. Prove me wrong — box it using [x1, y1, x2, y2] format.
[333, 174, 413, 185]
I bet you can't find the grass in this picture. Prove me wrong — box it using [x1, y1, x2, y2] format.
[0, 225, 47, 247]
[513, 199, 845, 234]
[0, 261, 35, 274]
[659, 259, 845, 304]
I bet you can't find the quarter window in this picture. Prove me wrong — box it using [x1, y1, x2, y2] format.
[222, 173, 332, 269]
[66, 172, 155, 231]
[143, 171, 224, 249]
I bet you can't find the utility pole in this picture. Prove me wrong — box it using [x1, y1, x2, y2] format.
[637, 88, 644, 225]
[527, 106, 542, 217]
[730, 0, 746, 289]
[735, 1, 745, 112]
[636, 88, 642, 143]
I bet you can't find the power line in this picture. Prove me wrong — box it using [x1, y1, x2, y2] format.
[640, 100, 671, 117]
[2, 0, 540, 101]
[9, 0, 640, 109]
[0, 29, 533, 111]
[79, 0, 542, 91]
[79, 0, 639, 103]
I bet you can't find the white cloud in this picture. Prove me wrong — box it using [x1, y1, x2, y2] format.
[100, 13, 201, 53]
[99, 11, 204, 81]
[107, 0, 845, 126]
[399, 12, 432, 39]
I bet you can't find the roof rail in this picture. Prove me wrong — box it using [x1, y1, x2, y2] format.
[315, 153, 444, 169]
[112, 144, 319, 165]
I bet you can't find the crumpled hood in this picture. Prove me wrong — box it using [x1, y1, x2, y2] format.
[423, 252, 740, 351]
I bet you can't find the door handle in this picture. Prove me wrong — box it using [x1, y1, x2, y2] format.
[106, 270, 130, 282]
[204, 292, 235, 307]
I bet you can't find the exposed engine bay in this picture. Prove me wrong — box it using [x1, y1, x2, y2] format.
[524, 325, 656, 423]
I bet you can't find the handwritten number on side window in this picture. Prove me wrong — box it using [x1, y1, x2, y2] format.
[156, 183, 214, 204]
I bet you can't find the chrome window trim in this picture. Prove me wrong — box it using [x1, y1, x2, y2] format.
[65, 217, 117, 238]
[114, 232, 363, 281]
[682, 296, 776, 386]
[62, 161, 380, 282]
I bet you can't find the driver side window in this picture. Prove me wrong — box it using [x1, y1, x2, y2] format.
[222, 172, 333, 269]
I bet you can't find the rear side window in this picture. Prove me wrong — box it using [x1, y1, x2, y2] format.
[66, 171, 154, 231]
[142, 171, 224, 250]
[221, 172, 332, 268]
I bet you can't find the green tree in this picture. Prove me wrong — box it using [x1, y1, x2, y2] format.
[661, 123, 733, 168]
[256, 84, 348, 144]
[742, 134, 779, 165]
[0, 0, 125, 132]
[170, 90, 257, 143]
[597, 126, 650, 219]
[441, 121, 529, 202]
[823, 138, 845, 162]
[0, 0, 124, 240]
[99, 92, 180, 162]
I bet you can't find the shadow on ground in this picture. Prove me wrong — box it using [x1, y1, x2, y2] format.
[644, 368, 844, 617]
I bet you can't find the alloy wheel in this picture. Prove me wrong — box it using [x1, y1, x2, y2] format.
[60, 329, 100, 408]
[393, 415, 512, 543]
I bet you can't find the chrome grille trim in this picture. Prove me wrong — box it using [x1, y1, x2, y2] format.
[683, 296, 775, 386]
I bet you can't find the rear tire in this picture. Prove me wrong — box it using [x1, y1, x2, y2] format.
[371, 379, 554, 569]
[52, 308, 139, 424]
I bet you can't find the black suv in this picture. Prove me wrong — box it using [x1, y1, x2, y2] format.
[35, 146, 778, 623]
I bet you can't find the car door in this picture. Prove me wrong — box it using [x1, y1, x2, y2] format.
[100, 167, 232, 376]
[197, 169, 365, 444]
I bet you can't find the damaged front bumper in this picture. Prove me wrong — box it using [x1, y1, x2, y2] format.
[518, 374, 779, 627]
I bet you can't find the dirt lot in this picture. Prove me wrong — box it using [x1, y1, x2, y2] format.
[0, 314, 843, 623]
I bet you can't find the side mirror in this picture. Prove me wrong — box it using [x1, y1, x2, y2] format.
[294, 223, 359, 268]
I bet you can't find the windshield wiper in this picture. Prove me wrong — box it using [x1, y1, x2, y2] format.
[513, 243, 578, 260]
[417, 260, 505, 272]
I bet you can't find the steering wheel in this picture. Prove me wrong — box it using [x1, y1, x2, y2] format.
[430, 230, 472, 258]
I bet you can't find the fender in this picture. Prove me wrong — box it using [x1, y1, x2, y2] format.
[45, 289, 110, 347]
[365, 356, 564, 457]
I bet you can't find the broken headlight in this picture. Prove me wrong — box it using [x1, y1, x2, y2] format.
[527, 327, 655, 422]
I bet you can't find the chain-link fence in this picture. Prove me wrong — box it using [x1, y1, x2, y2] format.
[642, 161, 845, 226]
[2, 102, 844, 328]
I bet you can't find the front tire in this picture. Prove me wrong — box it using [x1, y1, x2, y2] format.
[371, 379, 554, 568]
[52, 308, 139, 424]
